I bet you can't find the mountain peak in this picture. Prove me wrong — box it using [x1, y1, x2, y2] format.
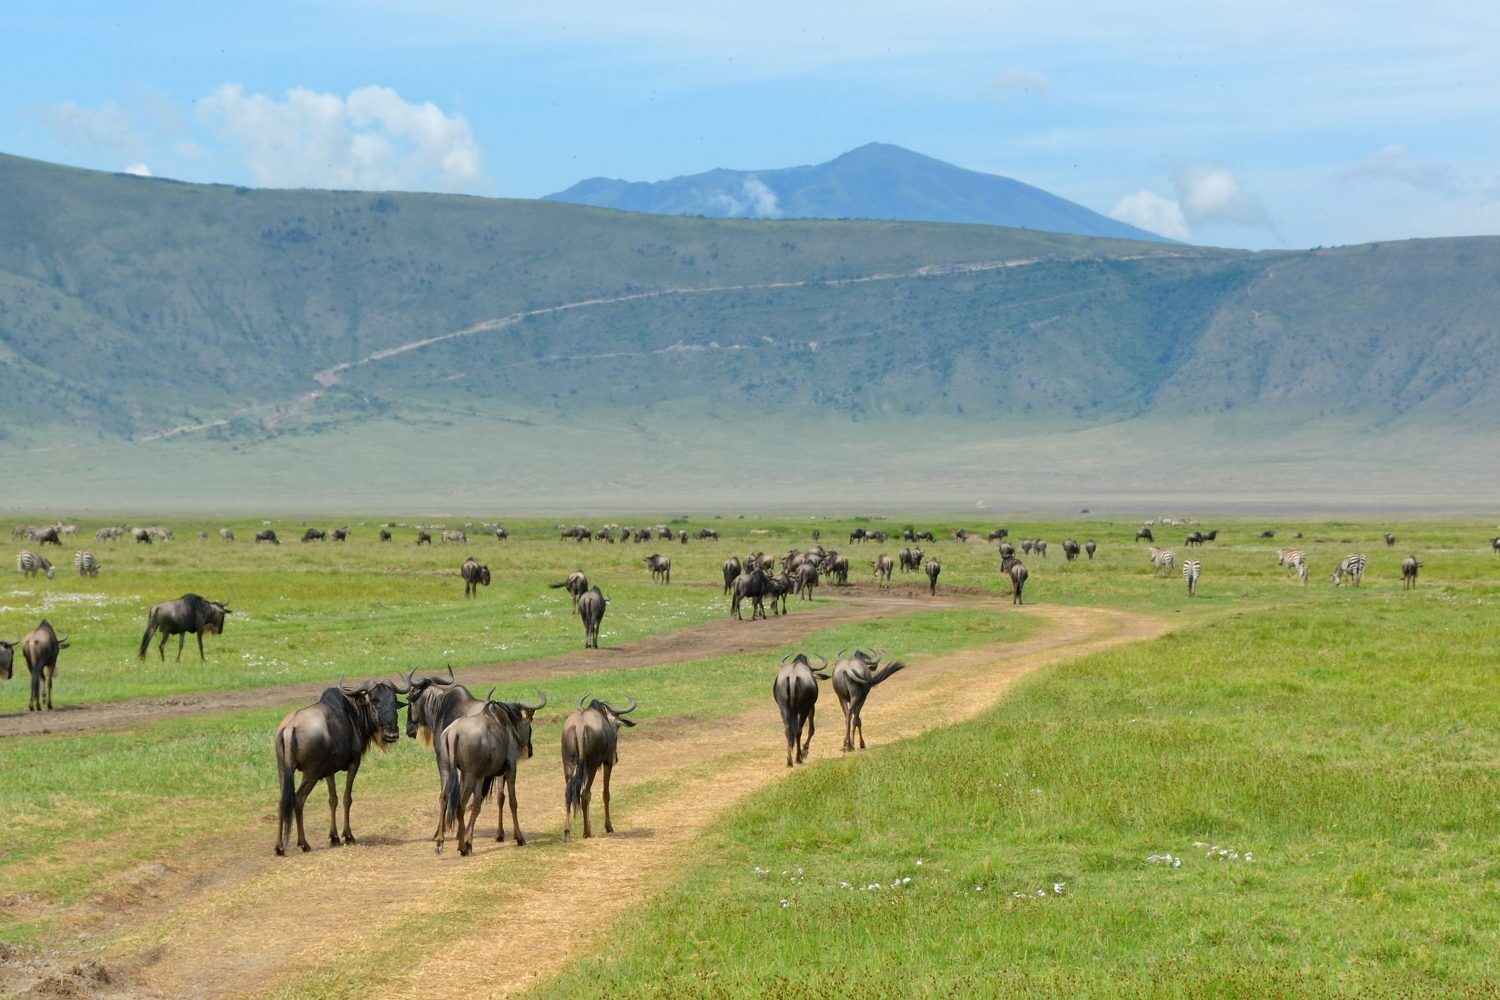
[545, 145, 1171, 242]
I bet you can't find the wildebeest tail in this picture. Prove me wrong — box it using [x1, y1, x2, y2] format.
[137, 609, 158, 659]
[565, 730, 590, 811]
[548, 580, 569, 589]
[277, 728, 297, 826]
[867, 660, 907, 687]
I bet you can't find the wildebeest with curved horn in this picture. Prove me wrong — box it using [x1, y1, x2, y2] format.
[832, 649, 906, 752]
[577, 586, 607, 649]
[20, 619, 68, 711]
[924, 558, 942, 595]
[644, 554, 671, 584]
[562, 693, 637, 840]
[461, 558, 491, 597]
[722, 556, 742, 595]
[273, 676, 404, 854]
[438, 689, 544, 854]
[301, 528, 327, 543]
[549, 570, 589, 607]
[1001, 555, 1028, 605]
[138, 594, 231, 661]
[255, 529, 280, 544]
[731, 568, 772, 621]
[773, 653, 829, 767]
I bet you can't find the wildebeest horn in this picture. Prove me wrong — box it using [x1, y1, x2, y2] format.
[835, 647, 848, 660]
[815, 653, 829, 669]
[484, 686, 497, 704]
[609, 695, 637, 716]
[443, 665, 455, 684]
[578, 692, 591, 711]
[392, 668, 416, 694]
[517, 689, 547, 711]
[780, 653, 792, 666]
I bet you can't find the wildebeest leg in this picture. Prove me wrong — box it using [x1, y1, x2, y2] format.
[158, 632, 169, 661]
[176, 633, 186, 662]
[802, 704, 816, 761]
[197, 632, 206, 661]
[581, 767, 595, 839]
[28, 665, 40, 712]
[341, 761, 360, 843]
[508, 766, 526, 845]
[325, 776, 341, 846]
[462, 778, 483, 855]
[853, 692, 867, 749]
[44, 664, 54, 710]
[602, 761, 613, 834]
[293, 774, 319, 852]
[840, 695, 854, 752]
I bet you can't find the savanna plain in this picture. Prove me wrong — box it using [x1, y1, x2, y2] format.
[0, 514, 1495, 999]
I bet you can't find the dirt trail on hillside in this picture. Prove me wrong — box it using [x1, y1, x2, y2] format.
[0, 588, 954, 740]
[46, 603, 1166, 1000]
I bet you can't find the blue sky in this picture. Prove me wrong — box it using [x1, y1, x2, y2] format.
[4, 1, 1498, 249]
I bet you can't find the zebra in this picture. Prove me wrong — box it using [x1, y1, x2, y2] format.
[1401, 556, 1420, 590]
[1182, 559, 1201, 597]
[16, 550, 54, 579]
[1277, 548, 1309, 586]
[442, 529, 468, 543]
[1332, 554, 1367, 587]
[73, 550, 100, 577]
[1148, 547, 1176, 576]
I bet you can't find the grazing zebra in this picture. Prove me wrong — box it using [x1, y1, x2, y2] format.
[16, 550, 54, 579]
[1331, 554, 1367, 587]
[1277, 548, 1309, 585]
[442, 529, 467, 544]
[1148, 547, 1176, 575]
[1182, 559, 1201, 597]
[74, 550, 100, 577]
[1401, 556, 1420, 590]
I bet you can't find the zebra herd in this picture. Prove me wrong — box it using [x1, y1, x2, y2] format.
[16, 549, 99, 579]
[1150, 543, 1425, 597]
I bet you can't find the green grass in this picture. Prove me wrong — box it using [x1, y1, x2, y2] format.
[535, 561, 1500, 997]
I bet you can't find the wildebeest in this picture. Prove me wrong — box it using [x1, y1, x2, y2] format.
[898, 547, 923, 573]
[273, 677, 404, 854]
[731, 569, 772, 621]
[765, 572, 795, 616]
[795, 561, 819, 600]
[1001, 555, 1028, 604]
[417, 530, 433, 545]
[1034, 539, 1048, 558]
[34, 526, 61, 546]
[379, 529, 392, 542]
[826, 553, 850, 586]
[20, 619, 68, 711]
[198, 530, 209, 541]
[998, 541, 1015, 559]
[1401, 555, 1420, 589]
[331, 527, 351, 542]
[1260, 530, 1276, 539]
[577, 586, 608, 648]
[1085, 540, 1097, 560]
[133, 527, 153, 544]
[439, 692, 543, 853]
[301, 528, 327, 543]
[138, 594, 232, 661]
[924, 558, 942, 595]
[872, 554, 894, 587]
[722, 557, 742, 594]
[678, 529, 688, 545]
[461, 558, 491, 597]
[220, 527, 235, 542]
[832, 649, 906, 752]
[255, 529, 280, 544]
[550, 570, 589, 607]
[914, 530, 936, 542]
[697, 528, 719, 540]
[1185, 531, 1204, 547]
[16, 550, 54, 579]
[73, 550, 99, 577]
[644, 554, 671, 584]
[1021, 539, 1034, 556]
[1385, 532, 1397, 547]
[987, 528, 1009, 541]
[1136, 527, 1154, 543]
[494, 526, 509, 541]
[1062, 539, 1081, 561]
[562, 694, 637, 839]
[773, 653, 829, 767]
[849, 528, 868, 544]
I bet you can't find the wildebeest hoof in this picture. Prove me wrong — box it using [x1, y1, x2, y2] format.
[514, 836, 527, 846]
[299, 843, 311, 853]
[435, 843, 444, 855]
[329, 836, 341, 847]
[275, 846, 286, 856]
[343, 833, 356, 845]
[604, 824, 613, 834]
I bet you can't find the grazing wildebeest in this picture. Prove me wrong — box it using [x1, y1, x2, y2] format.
[1062, 539, 1081, 561]
[1385, 533, 1397, 547]
[417, 530, 433, 545]
[273, 677, 404, 854]
[495, 526, 509, 541]
[924, 558, 942, 595]
[872, 554, 894, 587]
[20, 619, 68, 711]
[1401, 555, 1420, 589]
[137, 594, 232, 661]
[1085, 540, 1097, 560]
[1260, 530, 1276, 539]
[987, 528, 1009, 541]
[255, 529, 280, 544]
[773, 653, 829, 767]
[133, 527, 153, 544]
[34, 526, 61, 546]
[331, 527, 351, 542]
[73, 550, 99, 577]
[795, 561, 819, 600]
[577, 586, 608, 649]
[698, 528, 719, 540]
[849, 528, 868, 544]
[1136, 527, 1154, 543]
[439, 692, 543, 854]
[550, 570, 589, 607]
[832, 649, 906, 752]
[461, 558, 491, 597]
[562, 694, 637, 840]
[301, 528, 326, 543]
[898, 547, 923, 573]
[1203, 530, 1219, 542]
[915, 531, 936, 542]
[765, 573, 794, 616]
[722, 557, 742, 595]
[731, 569, 772, 621]
[644, 553, 671, 584]
[1185, 531, 1204, 547]
[16, 550, 54, 579]
[443, 530, 468, 544]
[379, 529, 392, 541]
[1001, 555, 1028, 605]
[219, 527, 235, 542]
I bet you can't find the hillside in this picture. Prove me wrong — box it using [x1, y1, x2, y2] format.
[1, 152, 1498, 510]
[545, 142, 1171, 242]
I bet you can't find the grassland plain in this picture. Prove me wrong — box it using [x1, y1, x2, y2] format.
[0, 515, 1496, 998]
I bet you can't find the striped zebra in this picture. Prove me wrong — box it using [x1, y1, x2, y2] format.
[1182, 559, 1201, 597]
[16, 550, 54, 579]
[1277, 548, 1309, 586]
[1331, 554, 1366, 587]
[74, 550, 100, 577]
[1148, 546, 1176, 575]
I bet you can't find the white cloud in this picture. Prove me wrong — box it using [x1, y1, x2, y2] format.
[1332, 144, 1461, 196]
[123, 163, 152, 177]
[704, 176, 781, 218]
[32, 101, 142, 153]
[196, 84, 485, 193]
[987, 67, 1052, 97]
[1110, 190, 1191, 241]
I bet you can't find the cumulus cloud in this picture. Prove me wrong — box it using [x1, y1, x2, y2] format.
[987, 67, 1052, 97]
[123, 163, 152, 177]
[1111, 163, 1273, 241]
[196, 84, 485, 193]
[1332, 144, 1461, 196]
[704, 175, 781, 218]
